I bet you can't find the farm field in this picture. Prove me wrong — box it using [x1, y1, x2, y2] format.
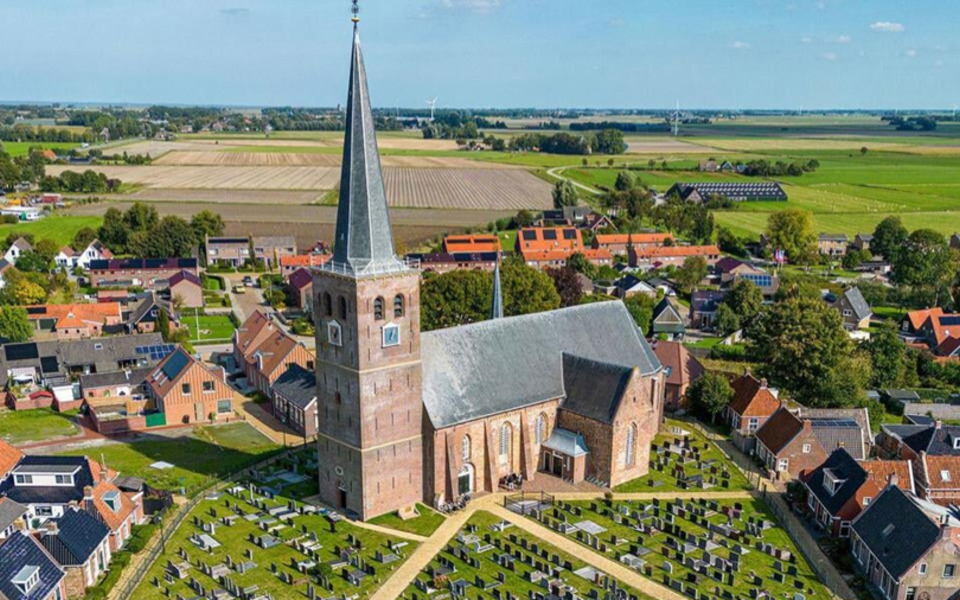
[0, 214, 103, 247]
[0, 408, 80, 445]
[133, 450, 417, 600]
[0, 141, 79, 157]
[57, 423, 281, 494]
[153, 150, 520, 169]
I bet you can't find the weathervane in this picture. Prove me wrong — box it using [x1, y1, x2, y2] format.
[351, 0, 360, 23]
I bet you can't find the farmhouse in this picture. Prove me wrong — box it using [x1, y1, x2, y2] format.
[23, 302, 123, 340]
[665, 182, 788, 202]
[592, 232, 673, 255]
[309, 22, 664, 520]
[87, 258, 200, 289]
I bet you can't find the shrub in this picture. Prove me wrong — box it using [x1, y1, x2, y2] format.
[709, 343, 750, 362]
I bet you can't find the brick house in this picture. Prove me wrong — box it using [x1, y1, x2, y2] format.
[0, 531, 66, 600]
[286, 268, 313, 313]
[271, 364, 317, 439]
[39, 506, 111, 596]
[851, 485, 960, 600]
[233, 312, 314, 398]
[521, 248, 612, 269]
[592, 233, 673, 255]
[818, 233, 850, 257]
[204, 236, 250, 267]
[87, 258, 199, 290]
[514, 227, 584, 254]
[252, 236, 297, 269]
[825, 286, 873, 331]
[145, 348, 234, 425]
[689, 290, 726, 330]
[802, 448, 914, 537]
[725, 373, 781, 452]
[24, 302, 123, 340]
[86, 477, 144, 552]
[442, 234, 501, 254]
[652, 340, 704, 411]
[167, 270, 203, 309]
[756, 407, 868, 479]
[408, 252, 500, 274]
[628, 245, 721, 269]
[916, 454, 960, 508]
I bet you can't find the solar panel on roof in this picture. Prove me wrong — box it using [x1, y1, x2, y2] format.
[562, 229, 577, 240]
[25, 307, 46, 315]
[522, 230, 537, 240]
[40, 356, 60, 374]
[160, 350, 190, 380]
[810, 418, 859, 428]
[5, 343, 39, 361]
[543, 230, 557, 240]
[940, 317, 960, 326]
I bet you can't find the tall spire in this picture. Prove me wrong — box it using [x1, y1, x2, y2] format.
[490, 262, 504, 320]
[330, 11, 405, 276]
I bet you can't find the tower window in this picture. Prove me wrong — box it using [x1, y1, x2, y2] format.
[338, 296, 347, 319]
[374, 297, 384, 321]
[323, 293, 332, 316]
[461, 435, 471, 461]
[394, 294, 404, 318]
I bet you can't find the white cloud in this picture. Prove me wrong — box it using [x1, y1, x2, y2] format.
[821, 52, 838, 61]
[835, 35, 852, 44]
[905, 48, 918, 57]
[438, 0, 503, 12]
[870, 21, 905, 33]
[801, 36, 813, 44]
[730, 41, 751, 50]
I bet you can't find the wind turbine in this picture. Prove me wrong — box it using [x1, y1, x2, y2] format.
[671, 101, 681, 137]
[426, 97, 438, 121]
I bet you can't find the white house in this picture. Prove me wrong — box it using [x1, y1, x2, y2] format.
[55, 239, 113, 270]
[3, 237, 33, 264]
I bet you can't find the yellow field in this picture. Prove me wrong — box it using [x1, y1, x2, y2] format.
[152, 151, 519, 169]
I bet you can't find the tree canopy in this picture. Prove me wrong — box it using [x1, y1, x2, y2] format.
[765, 209, 817, 265]
[0, 307, 32, 343]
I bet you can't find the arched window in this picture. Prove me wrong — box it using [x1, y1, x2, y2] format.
[374, 297, 384, 321]
[535, 413, 547, 444]
[625, 423, 637, 466]
[461, 435, 471, 461]
[499, 423, 511, 457]
[323, 293, 332, 316]
[338, 296, 347, 319]
[394, 294, 404, 318]
[334, 391, 342, 405]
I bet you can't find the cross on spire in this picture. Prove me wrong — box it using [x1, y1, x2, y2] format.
[351, 0, 360, 23]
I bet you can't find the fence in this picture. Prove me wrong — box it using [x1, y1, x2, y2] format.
[504, 491, 555, 515]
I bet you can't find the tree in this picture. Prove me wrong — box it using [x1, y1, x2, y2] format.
[865, 322, 909, 389]
[547, 266, 583, 307]
[33, 239, 59, 264]
[623, 294, 656, 334]
[421, 270, 493, 331]
[14, 251, 52, 274]
[156, 307, 171, 342]
[860, 146, 868, 155]
[552, 180, 578, 209]
[673, 255, 708, 295]
[748, 293, 865, 407]
[71, 227, 98, 251]
[139, 216, 198, 258]
[688, 372, 734, 424]
[566, 252, 596, 279]
[191, 210, 225, 242]
[765, 209, 817, 265]
[97, 207, 129, 253]
[714, 303, 741, 336]
[6, 276, 48, 305]
[501, 258, 561, 317]
[0, 307, 32, 342]
[723, 279, 763, 323]
[123, 202, 159, 232]
[592, 129, 625, 154]
[891, 229, 957, 306]
[871, 216, 908, 262]
[842, 248, 871, 270]
[614, 171, 635, 192]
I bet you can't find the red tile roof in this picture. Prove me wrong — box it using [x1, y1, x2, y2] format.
[756, 408, 805, 454]
[515, 227, 584, 253]
[922, 455, 960, 492]
[594, 233, 673, 246]
[861, 460, 914, 493]
[727, 373, 781, 418]
[24, 302, 122, 330]
[906, 307, 943, 332]
[653, 341, 705, 387]
[279, 254, 331, 269]
[442, 234, 501, 253]
[0, 439, 23, 478]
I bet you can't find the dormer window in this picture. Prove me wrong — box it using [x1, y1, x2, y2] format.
[103, 490, 121, 512]
[942, 470, 952, 483]
[953, 437, 960, 450]
[94, 343, 103, 350]
[823, 469, 846, 496]
[12, 565, 39, 595]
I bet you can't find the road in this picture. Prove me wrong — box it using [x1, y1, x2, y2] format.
[546, 164, 602, 196]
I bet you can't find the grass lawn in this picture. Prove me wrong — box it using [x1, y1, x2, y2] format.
[872, 305, 905, 322]
[400, 510, 656, 600]
[536, 497, 831, 600]
[684, 337, 722, 350]
[0, 408, 80, 445]
[184, 314, 236, 343]
[0, 214, 103, 247]
[614, 419, 752, 493]
[368, 504, 446, 537]
[133, 478, 417, 600]
[0, 141, 79, 157]
[62, 423, 281, 494]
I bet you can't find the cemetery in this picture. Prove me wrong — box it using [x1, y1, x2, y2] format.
[133, 451, 418, 599]
[614, 421, 752, 493]
[400, 510, 656, 600]
[524, 496, 831, 600]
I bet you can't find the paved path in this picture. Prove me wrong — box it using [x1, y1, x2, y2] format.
[546, 165, 602, 196]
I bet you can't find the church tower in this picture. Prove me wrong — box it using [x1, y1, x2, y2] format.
[312, 12, 423, 520]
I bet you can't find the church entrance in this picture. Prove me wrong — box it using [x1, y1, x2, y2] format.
[458, 464, 474, 496]
[551, 453, 564, 477]
[338, 486, 347, 509]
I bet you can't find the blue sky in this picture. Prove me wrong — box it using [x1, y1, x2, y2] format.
[0, 0, 957, 109]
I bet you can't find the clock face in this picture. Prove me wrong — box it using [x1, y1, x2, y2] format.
[382, 323, 400, 348]
[327, 321, 342, 347]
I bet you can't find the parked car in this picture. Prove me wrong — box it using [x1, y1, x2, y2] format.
[233, 285, 246, 294]
[243, 275, 254, 287]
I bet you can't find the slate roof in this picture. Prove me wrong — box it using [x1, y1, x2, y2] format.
[800, 408, 872, 454]
[40, 507, 109, 566]
[614, 274, 654, 294]
[329, 25, 405, 276]
[560, 353, 634, 425]
[0, 532, 64, 600]
[808, 418, 868, 460]
[0, 498, 27, 532]
[844, 287, 872, 321]
[421, 301, 660, 428]
[542, 429, 589, 457]
[851, 486, 951, 578]
[272, 364, 317, 410]
[126, 293, 158, 327]
[690, 290, 726, 315]
[168, 269, 201, 288]
[0, 456, 93, 505]
[892, 423, 960, 456]
[287, 268, 313, 290]
[80, 367, 152, 390]
[803, 449, 868, 515]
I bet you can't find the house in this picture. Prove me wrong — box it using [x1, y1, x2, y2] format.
[252, 236, 297, 269]
[3, 238, 33, 265]
[0, 497, 27, 540]
[205, 236, 250, 267]
[441, 234, 501, 254]
[825, 287, 873, 331]
[167, 270, 203, 309]
[592, 233, 673, 255]
[756, 407, 869, 478]
[916, 454, 960, 508]
[802, 449, 914, 537]
[537, 206, 594, 227]
[713, 257, 756, 281]
[652, 341, 704, 411]
[80, 367, 152, 403]
[278, 254, 331, 276]
[0, 259, 12, 289]
[901, 307, 945, 339]
[271, 364, 317, 439]
[878, 421, 960, 461]
[689, 290, 726, 330]
[39, 506, 111, 594]
[514, 227, 584, 254]
[233, 312, 314, 399]
[725, 373, 782, 452]
[0, 531, 66, 600]
[145, 347, 234, 425]
[628, 245, 722, 269]
[87, 477, 145, 551]
[818, 233, 850, 257]
[0, 456, 99, 526]
[665, 182, 788, 202]
[646, 277, 676, 298]
[286, 268, 313, 313]
[651, 297, 685, 340]
[409, 252, 500, 274]
[521, 248, 612, 269]
[613, 274, 656, 299]
[850, 486, 960, 600]
[54, 239, 113, 270]
[87, 258, 199, 290]
[729, 271, 780, 301]
[23, 302, 123, 340]
[853, 233, 873, 253]
[904, 308, 960, 351]
[124, 292, 166, 334]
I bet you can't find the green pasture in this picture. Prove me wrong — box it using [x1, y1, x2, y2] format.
[0, 408, 80, 445]
[0, 141, 79, 157]
[0, 215, 103, 247]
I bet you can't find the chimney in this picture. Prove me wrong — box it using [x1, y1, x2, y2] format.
[887, 472, 899, 488]
[83, 485, 95, 512]
[936, 420, 944, 430]
[43, 520, 58, 537]
[760, 378, 768, 389]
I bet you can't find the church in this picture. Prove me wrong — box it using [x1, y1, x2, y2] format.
[311, 14, 665, 520]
